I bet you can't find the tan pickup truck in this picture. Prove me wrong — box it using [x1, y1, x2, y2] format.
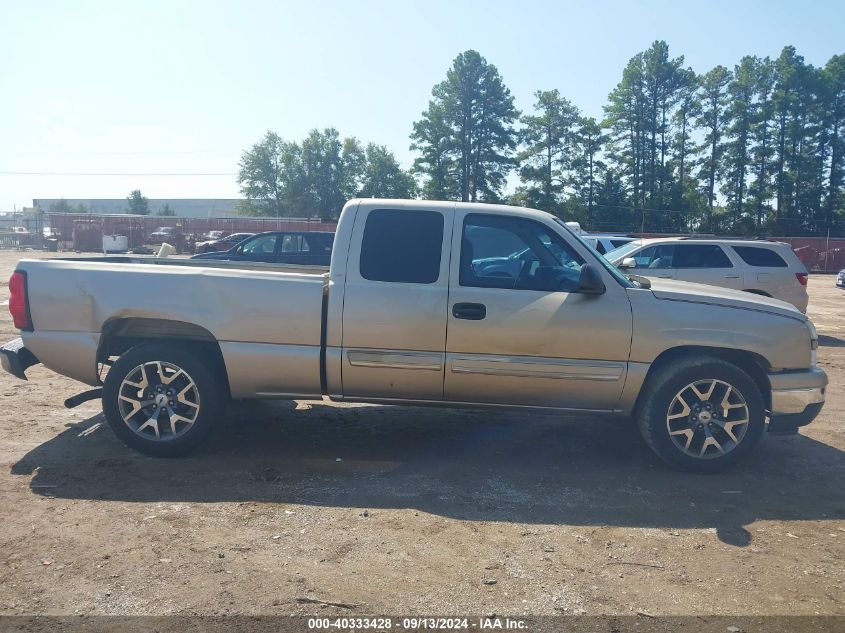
[2, 199, 827, 471]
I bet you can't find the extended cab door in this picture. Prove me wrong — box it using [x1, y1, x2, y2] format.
[445, 210, 633, 410]
[339, 203, 453, 400]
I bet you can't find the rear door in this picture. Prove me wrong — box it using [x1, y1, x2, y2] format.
[672, 244, 743, 290]
[276, 233, 312, 265]
[302, 233, 333, 265]
[340, 205, 453, 400]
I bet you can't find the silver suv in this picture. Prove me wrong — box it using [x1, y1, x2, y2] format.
[606, 237, 809, 312]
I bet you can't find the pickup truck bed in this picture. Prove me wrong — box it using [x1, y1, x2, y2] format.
[13, 256, 329, 399]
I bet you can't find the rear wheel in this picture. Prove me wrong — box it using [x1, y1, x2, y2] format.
[102, 343, 224, 456]
[636, 356, 765, 472]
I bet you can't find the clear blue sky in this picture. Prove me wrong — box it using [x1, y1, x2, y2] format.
[1, 0, 843, 212]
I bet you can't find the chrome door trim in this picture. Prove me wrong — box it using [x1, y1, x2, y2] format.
[334, 394, 618, 414]
[347, 349, 443, 371]
[448, 354, 625, 381]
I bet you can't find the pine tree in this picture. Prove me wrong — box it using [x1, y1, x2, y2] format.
[411, 50, 518, 202]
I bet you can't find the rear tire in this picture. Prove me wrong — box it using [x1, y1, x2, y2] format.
[102, 343, 224, 457]
[636, 356, 765, 473]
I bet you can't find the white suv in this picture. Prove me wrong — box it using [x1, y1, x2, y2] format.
[606, 237, 810, 312]
[581, 233, 636, 255]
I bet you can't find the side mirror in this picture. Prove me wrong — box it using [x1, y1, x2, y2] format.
[577, 263, 606, 295]
[619, 257, 637, 270]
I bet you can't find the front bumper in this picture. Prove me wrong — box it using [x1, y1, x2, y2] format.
[768, 366, 827, 434]
[0, 337, 40, 380]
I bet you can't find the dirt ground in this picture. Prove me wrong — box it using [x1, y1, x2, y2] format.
[0, 249, 842, 617]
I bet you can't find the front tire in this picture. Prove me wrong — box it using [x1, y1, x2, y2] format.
[102, 343, 224, 457]
[636, 356, 765, 472]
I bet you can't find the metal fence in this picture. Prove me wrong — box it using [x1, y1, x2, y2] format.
[3, 213, 845, 272]
[40, 213, 338, 253]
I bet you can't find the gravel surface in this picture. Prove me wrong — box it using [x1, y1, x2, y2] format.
[0, 249, 842, 616]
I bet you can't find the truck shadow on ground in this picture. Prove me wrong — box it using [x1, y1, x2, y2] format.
[11, 399, 845, 547]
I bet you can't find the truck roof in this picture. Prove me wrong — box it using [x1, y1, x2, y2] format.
[350, 198, 560, 225]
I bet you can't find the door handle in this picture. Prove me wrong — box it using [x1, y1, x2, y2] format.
[724, 275, 741, 279]
[452, 302, 486, 320]
[657, 275, 673, 278]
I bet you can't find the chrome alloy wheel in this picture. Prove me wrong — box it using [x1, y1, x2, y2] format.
[117, 361, 200, 441]
[666, 379, 750, 459]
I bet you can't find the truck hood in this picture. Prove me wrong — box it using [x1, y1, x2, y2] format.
[647, 278, 806, 322]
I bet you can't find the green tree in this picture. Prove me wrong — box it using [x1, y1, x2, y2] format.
[301, 128, 366, 220]
[641, 41, 686, 210]
[604, 41, 685, 224]
[517, 89, 579, 214]
[604, 51, 647, 209]
[126, 190, 150, 215]
[157, 203, 176, 216]
[822, 54, 845, 229]
[411, 50, 518, 202]
[748, 57, 777, 230]
[410, 102, 459, 200]
[670, 68, 700, 227]
[571, 116, 607, 221]
[695, 65, 732, 228]
[359, 144, 417, 199]
[238, 131, 299, 217]
[722, 56, 764, 228]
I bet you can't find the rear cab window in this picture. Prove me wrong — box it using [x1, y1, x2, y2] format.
[360, 209, 444, 283]
[732, 245, 788, 267]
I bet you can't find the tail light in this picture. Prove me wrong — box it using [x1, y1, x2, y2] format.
[795, 272, 808, 286]
[8, 270, 32, 331]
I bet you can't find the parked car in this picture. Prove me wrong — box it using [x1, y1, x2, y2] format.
[605, 237, 810, 312]
[582, 233, 636, 255]
[837, 268, 845, 288]
[191, 231, 334, 266]
[148, 226, 175, 245]
[194, 232, 255, 254]
[1, 199, 826, 472]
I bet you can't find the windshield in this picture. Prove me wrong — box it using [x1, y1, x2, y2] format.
[552, 218, 633, 288]
[605, 240, 643, 261]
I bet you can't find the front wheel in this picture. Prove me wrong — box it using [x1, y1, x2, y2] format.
[102, 343, 224, 457]
[636, 357, 765, 472]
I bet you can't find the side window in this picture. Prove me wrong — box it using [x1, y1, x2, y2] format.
[360, 209, 444, 284]
[674, 244, 733, 268]
[241, 234, 278, 255]
[732, 246, 788, 267]
[281, 234, 309, 252]
[461, 214, 584, 292]
[610, 239, 633, 249]
[634, 245, 674, 268]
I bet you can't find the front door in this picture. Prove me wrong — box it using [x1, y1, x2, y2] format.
[633, 244, 675, 279]
[340, 204, 453, 400]
[445, 211, 633, 410]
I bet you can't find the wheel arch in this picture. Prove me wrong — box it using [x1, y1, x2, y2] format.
[98, 317, 229, 395]
[637, 345, 772, 412]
